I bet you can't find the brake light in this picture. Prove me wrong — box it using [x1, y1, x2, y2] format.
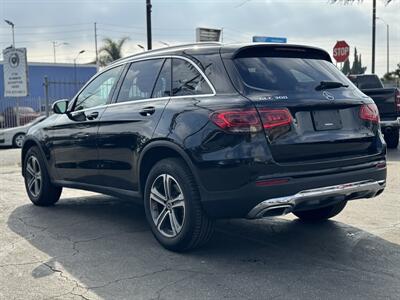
[258, 108, 292, 129]
[210, 109, 262, 133]
[359, 104, 380, 123]
[395, 89, 400, 112]
[210, 108, 293, 133]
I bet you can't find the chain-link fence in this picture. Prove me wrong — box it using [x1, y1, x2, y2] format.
[0, 77, 86, 128]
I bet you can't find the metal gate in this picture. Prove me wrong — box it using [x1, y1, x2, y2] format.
[0, 77, 86, 129]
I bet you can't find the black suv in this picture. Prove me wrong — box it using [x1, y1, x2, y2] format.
[22, 43, 386, 251]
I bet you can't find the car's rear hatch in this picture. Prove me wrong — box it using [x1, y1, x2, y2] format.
[226, 45, 382, 164]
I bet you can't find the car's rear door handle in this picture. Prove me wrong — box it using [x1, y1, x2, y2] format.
[86, 111, 99, 120]
[139, 106, 156, 116]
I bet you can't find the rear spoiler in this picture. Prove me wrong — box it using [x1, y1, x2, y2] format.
[222, 44, 332, 62]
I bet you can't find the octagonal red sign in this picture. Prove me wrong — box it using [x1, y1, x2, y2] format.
[333, 41, 350, 63]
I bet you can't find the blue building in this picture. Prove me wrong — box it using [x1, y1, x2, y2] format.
[0, 62, 97, 113]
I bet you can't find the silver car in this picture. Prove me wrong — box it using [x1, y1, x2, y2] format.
[0, 116, 46, 148]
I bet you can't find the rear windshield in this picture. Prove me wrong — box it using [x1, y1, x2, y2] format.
[234, 56, 352, 94]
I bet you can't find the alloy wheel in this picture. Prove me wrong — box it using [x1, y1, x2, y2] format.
[15, 134, 25, 148]
[149, 174, 185, 238]
[26, 156, 42, 197]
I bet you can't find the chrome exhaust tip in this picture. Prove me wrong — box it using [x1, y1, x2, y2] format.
[252, 205, 293, 219]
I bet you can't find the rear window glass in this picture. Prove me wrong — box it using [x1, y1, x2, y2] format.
[172, 58, 213, 96]
[234, 57, 352, 93]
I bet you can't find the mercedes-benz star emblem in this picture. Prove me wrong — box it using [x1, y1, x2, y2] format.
[322, 91, 335, 101]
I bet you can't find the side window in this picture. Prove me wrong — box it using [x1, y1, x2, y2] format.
[172, 58, 213, 96]
[152, 59, 171, 98]
[117, 59, 164, 103]
[74, 65, 123, 111]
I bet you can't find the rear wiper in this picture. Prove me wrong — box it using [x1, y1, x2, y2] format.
[315, 81, 349, 91]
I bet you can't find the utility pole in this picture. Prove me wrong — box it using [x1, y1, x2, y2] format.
[94, 22, 99, 70]
[53, 41, 56, 63]
[371, 0, 376, 74]
[146, 0, 152, 50]
[52, 41, 68, 63]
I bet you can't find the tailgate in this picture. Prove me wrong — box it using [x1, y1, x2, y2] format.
[252, 97, 379, 163]
[362, 88, 399, 120]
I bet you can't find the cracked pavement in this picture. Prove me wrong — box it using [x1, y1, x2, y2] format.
[0, 148, 399, 300]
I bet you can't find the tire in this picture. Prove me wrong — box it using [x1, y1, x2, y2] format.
[293, 200, 347, 222]
[13, 133, 25, 148]
[384, 128, 399, 149]
[144, 158, 214, 252]
[23, 146, 62, 206]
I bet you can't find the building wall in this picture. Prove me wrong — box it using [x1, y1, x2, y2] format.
[0, 62, 97, 112]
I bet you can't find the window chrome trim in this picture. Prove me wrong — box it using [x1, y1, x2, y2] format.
[69, 55, 216, 114]
[70, 93, 214, 114]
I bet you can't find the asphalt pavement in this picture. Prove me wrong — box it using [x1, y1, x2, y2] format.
[0, 147, 399, 300]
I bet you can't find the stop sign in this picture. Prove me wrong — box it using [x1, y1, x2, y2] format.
[333, 41, 350, 63]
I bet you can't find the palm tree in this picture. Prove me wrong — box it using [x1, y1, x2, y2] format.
[99, 37, 129, 66]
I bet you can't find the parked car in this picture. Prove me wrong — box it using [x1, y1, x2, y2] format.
[21, 43, 386, 251]
[348, 74, 400, 148]
[0, 116, 46, 148]
[0, 106, 41, 128]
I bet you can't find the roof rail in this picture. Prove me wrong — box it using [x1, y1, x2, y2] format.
[112, 42, 222, 64]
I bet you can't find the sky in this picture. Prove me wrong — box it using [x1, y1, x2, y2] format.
[0, 0, 399, 77]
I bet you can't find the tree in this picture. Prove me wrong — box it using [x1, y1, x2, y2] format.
[341, 59, 351, 75]
[340, 47, 367, 75]
[99, 37, 129, 66]
[350, 47, 367, 74]
[382, 63, 400, 81]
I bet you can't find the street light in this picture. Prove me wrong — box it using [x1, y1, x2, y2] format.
[137, 44, 145, 52]
[52, 41, 69, 63]
[73, 50, 86, 89]
[4, 19, 15, 48]
[376, 17, 390, 75]
[4, 19, 19, 126]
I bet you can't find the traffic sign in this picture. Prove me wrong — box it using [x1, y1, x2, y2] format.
[333, 41, 350, 63]
[253, 36, 287, 43]
[2, 47, 29, 97]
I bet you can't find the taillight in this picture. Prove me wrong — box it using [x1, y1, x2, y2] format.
[258, 108, 292, 129]
[359, 104, 380, 123]
[210, 109, 262, 133]
[210, 108, 293, 133]
[395, 89, 400, 112]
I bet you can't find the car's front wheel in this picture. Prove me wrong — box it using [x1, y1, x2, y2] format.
[24, 146, 62, 206]
[13, 133, 25, 148]
[144, 158, 214, 252]
[293, 200, 347, 222]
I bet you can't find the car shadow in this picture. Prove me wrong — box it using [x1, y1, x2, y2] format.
[7, 195, 400, 299]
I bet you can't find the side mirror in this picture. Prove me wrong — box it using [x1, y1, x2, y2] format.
[52, 99, 69, 114]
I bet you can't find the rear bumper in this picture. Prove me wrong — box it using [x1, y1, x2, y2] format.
[381, 117, 400, 128]
[247, 179, 385, 219]
[200, 162, 387, 218]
